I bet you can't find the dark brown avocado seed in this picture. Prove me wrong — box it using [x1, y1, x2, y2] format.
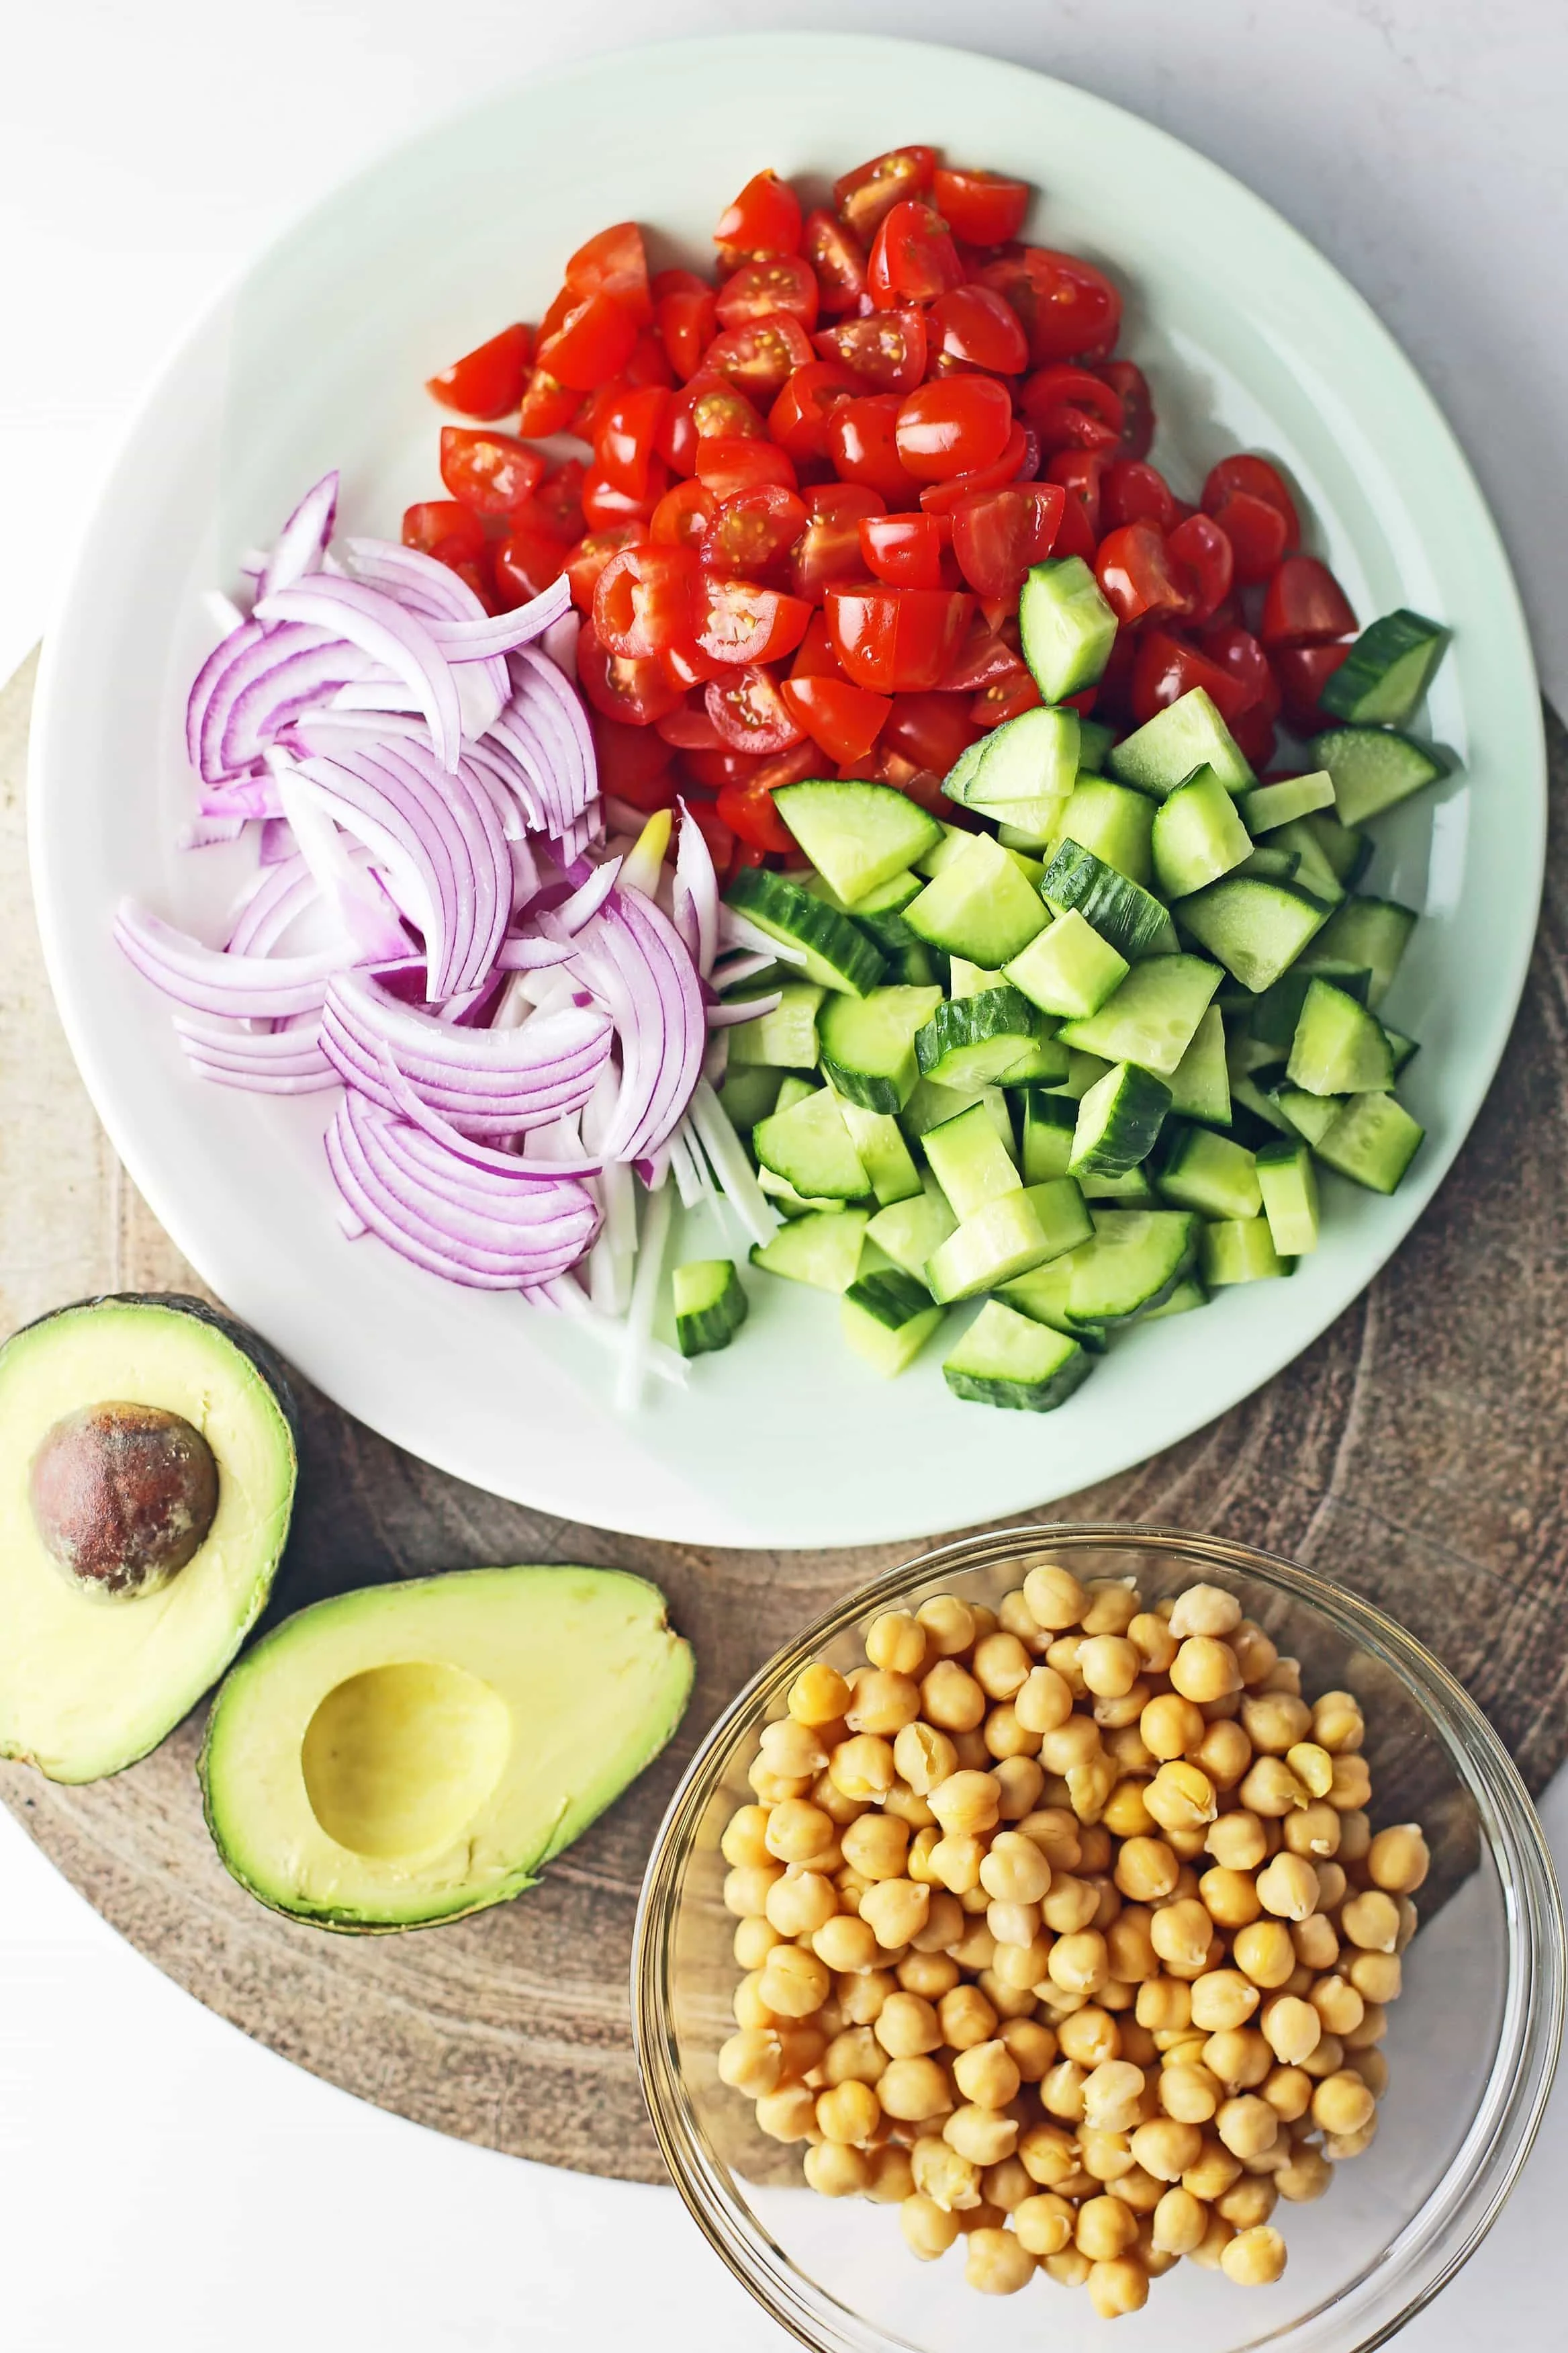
[29, 1403, 219, 1599]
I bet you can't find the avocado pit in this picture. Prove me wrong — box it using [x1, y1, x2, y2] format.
[29, 1401, 220, 1599]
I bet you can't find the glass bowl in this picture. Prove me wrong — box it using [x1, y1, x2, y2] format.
[632, 1525, 1563, 2352]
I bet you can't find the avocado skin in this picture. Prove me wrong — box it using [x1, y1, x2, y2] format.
[14, 1293, 299, 1444]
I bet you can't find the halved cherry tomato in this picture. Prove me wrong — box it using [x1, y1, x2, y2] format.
[650, 478, 719, 552]
[868, 201, 964, 308]
[1130, 629, 1254, 728]
[704, 314, 815, 402]
[896, 377, 1013, 483]
[699, 484, 809, 576]
[931, 167, 1030, 247]
[780, 674, 890, 765]
[706, 664, 805, 755]
[1209, 490, 1290, 584]
[715, 255, 819, 330]
[1047, 449, 1106, 536]
[591, 712, 676, 807]
[828, 394, 921, 506]
[651, 267, 712, 300]
[1260, 556, 1356, 649]
[1095, 521, 1185, 625]
[938, 610, 1026, 693]
[972, 670, 1044, 729]
[625, 330, 676, 390]
[1201, 454, 1301, 549]
[1096, 361, 1154, 461]
[743, 738, 823, 795]
[826, 586, 973, 693]
[813, 310, 927, 396]
[403, 501, 486, 564]
[518, 460, 584, 544]
[660, 636, 729, 689]
[592, 385, 670, 500]
[426, 322, 532, 419]
[565, 222, 653, 324]
[438, 427, 546, 517]
[582, 460, 667, 531]
[1101, 459, 1177, 534]
[692, 576, 812, 666]
[859, 511, 954, 590]
[925, 285, 1029, 378]
[769, 361, 859, 463]
[1275, 641, 1350, 731]
[494, 525, 567, 607]
[518, 365, 582, 439]
[656, 695, 725, 750]
[1198, 624, 1280, 722]
[563, 524, 643, 611]
[948, 482, 1064, 600]
[1164, 513, 1233, 623]
[918, 421, 1033, 515]
[576, 619, 684, 727]
[655, 287, 719, 382]
[716, 774, 796, 853]
[882, 691, 980, 774]
[657, 373, 768, 475]
[714, 170, 802, 261]
[789, 482, 888, 603]
[592, 541, 698, 658]
[1021, 365, 1123, 455]
[537, 293, 639, 391]
[978, 247, 1122, 366]
[833, 146, 937, 243]
[696, 437, 798, 496]
[686, 746, 763, 791]
[802, 208, 869, 317]
[790, 611, 849, 682]
[1050, 495, 1097, 564]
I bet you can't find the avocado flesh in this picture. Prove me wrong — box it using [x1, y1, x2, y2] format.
[199, 1566, 694, 1930]
[0, 1296, 296, 1783]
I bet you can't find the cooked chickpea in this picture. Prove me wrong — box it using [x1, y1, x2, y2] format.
[925, 1769, 998, 1838]
[1337, 1808, 1373, 1862]
[821, 2025, 886, 2086]
[912, 2135, 983, 2212]
[864, 1610, 925, 1677]
[766, 1872, 838, 1940]
[1144, 1760, 1217, 1837]
[1191, 1969, 1262, 2031]
[1125, 1609, 1177, 1674]
[733, 1915, 782, 1971]
[995, 2188, 1066, 2258]
[963, 2227, 1034, 2295]
[788, 1661, 852, 1726]
[817, 2079, 880, 2145]
[979, 1969, 1039, 2021]
[829, 1734, 895, 1802]
[1230, 1623, 1279, 1686]
[1146, 2183, 1205, 2255]
[1242, 1691, 1313, 1754]
[992, 1757, 1046, 1823]
[1261, 2065, 1313, 2122]
[1183, 2139, 1244, 2205]
[838, 1968, 894, 2026]
[980, 2158, 1032, 2216]
[899, 1951, 961, 2000]
[759, 1943, 831, 2018]
[989, 1933, 1052, 1992]
[878, 2055, 952, 2123]
[1349, 1950, 1402, 2006]
[1170, 1636, 1242, 1704]
[1040, 1872, 1099, 1935]
[963, 1632, 1027, 1703]
[1300, 2031, 1346, 2080]
[1071, 1633, 1136, 1700]
[1204, 2028, 1273, 2092]
[1312, 2069, 1376, 2137]
[952, 2039, 1023, 2112]
[874, 1989, 941, 2059]
[719, 2028, 782, 2098]
[1252, 1853, 1318, 1924]
[1193, 1867, 1256, 1933]
[1291, 1913, 1340, 1975]
[1040, 2058, 1088, 2123]
[1328, 1754, 1373, 1812]
[888, 1723, 952, 1800]
[1324, 2117, 1379, 2160]
[972, 1834, 1046, 1910]
[840, 1812, 910, 1883]
[1232, 1921, 1297, 1991]
[1152, 1900, 1215, 1976]
[921, 1660, 987, 1734]
[1367, 1822, 1430, 1893]
[945, 2104, 1019, 2167]
[764, 1798, 835, 1865]
[1158, 2063, 1221, 2125]
[1215, 2094, 1278, 2161]
[1136, 1975, 1192, 2033]
[1311, 1975, 1365, 2038]
[1286, 1741, 1335, 1800]
[1037, 1717, 1103, 1777]
[1125, 2115, 1200, 2182]
[721, 1804, 775, 1869]
[1283, 1799, 1342, 1860]
[813, 1910, 881, 1978]
[901, 2190, 962, 2258]
[847, 1669, 923, 1740]
[927, 1834, 986, 1896]
[1205, 1811, 1267, 1875]
[1312, 1691, 1365, 1752]
[915, 1594, 976, 1660]
[1342, 1888, 1401, 1952]
[755, 2081, 817, 2142]
[1242, 1756, 1309, 1817]
[724, 1861, 784, 1919]
[761, 1718, 831, 1781]
[984, 1703, 1038, 1762]
[1057, 2005, 1119, 2069]
[1078, 2057, 1145, 2135]
[1113, 1834, 1179, 1903]
[1260, 1994, 1321, 2066]
[1276, 2144, 1334, 2203]
[1050, 1930, 1111, 1998]
[1020, 1562, 1086, 1631]
[1196, 1718, 1254, 1790]
[1106, 1910, 1159, 1986]
[865, 2145, 915, 2205]
[1076, 2192, 1140, 2261]
[1168, 1584, 1242, 1640]
[803, 2141, 868, 2197]
[1221, 2223, 1287, 2286]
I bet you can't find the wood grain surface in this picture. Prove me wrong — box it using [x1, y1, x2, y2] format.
[1, 649, 1563, 2183]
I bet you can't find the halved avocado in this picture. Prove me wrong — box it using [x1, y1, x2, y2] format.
[0, 1294, 297, 1783]
[199, 1566, 694, 1931]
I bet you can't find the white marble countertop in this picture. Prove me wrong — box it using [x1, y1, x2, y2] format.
[2, 4, 1565, 2346]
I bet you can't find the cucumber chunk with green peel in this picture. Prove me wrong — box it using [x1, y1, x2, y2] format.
[1019, 1089, 1078, 1182]
[837, 1100, 923, 1204]
[1299, 897, 1417, 1010]
[923, 1100, 1025, 1220]
[1313, 1092, 1425, 1192]
[818, 984, 944, 1112]
[1058, 955, 1224, 1079]
[1287, 978, 1396, 1096]
[915, 985, 1047, 1090]
[1150, 767, 1254, 899]
[1236, 770, 1336, 834]
[1271, 1085, 1342, 1148]
[1053, 776, 1156, 888]
[914, 822, 971, 878]
[1268, 817, 1345, 906]
[943, 1302, 1092, 1412]
[1108, 686, 1254, 797]
[1076, 717, 1113, 774]
[774, 1075, 819, 1114]
[1017, 557, 1119, 702]
[1061, 1208, 1199, 1325]
[997, 1256, 1105, 1350]
[925, 1180, 1092, 1303]
[1167, 1005, 1232, 1125]
[1005, 911, 1130, 1021]
[727, 980, 825, 1069]
[1250, 965, 1372, 1052]
[1053, 1049, 1115, 1100]
[960, 705, 1080, 805]
[1041, 841, 1180, 962]
[1177, 877, 1331, 993]
[1068, 1063, 1172, 1180]
[901, 1076, 1015, 1153]
[716, 1065, 783, 1130]
[840, 1271, 943, 1378]
[672, 1261, 749, 1357]
[772, 779, 943, 905]
[1078, 1165, 1158, 1204]
[1201, 1218, 1289, 1285]
[757, 1167, 845, 1217]
[1236, 846, 1301, 883]
[1256, 1137, 1321, 1255]
[1383, 1026, 1419, 1076]
[1230, 1071, 1294, 1137]
[866, 1176, 957, 1280]
[753, 1087, 870, 1200]
[1143, 1276, 1209, 1321]
[903, 831, 1050, 964]
[995, 1032, 1071, 1087]
[803, 867, 923, 955]
[948, 959, 1003, 997]
[725, 869, 885, 995]
[1318, 609, 1451, 727]
[1156, 1122, 1262, 1220]
[750, 1207, 869, 1292]
[1298, 809, 1371, 891]
[1308, 725, 1449, 828]
[974, 793, 1072, 847]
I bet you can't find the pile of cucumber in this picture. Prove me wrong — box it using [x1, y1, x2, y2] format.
[680, 554, 1451, 1412]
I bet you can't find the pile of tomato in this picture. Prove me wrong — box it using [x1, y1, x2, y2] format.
[408, 145, 1361, 881]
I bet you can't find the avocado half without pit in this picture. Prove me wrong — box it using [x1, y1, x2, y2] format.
[199, 1567, 693, 1930]
[0, 1294, 297, 1783]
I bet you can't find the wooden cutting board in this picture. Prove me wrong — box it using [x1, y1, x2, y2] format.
[2, 649, 1565, 2184]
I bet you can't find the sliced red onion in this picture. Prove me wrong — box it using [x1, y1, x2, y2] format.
[616, 1180, 674, 1413]
[178, 813, 248, 850]
[495, 934, 578, 971]
[187, 619, 358, 783]
[541, 608, 580, 680]
[199, 775, 283, 822]
[424, 572, 570, 661]
[115, 901, 351, 1019]
[718, 904, 809, 967]
[256, 576, 462, 772]
[322, 969, 611, 1133]
[173, 1013, 329, 1073]
[567, 886, 706, 1163]
[712, 946, 779, 991]
[259, 471, 339, 598]
[706, 990, 782, 1028]
[672, 799, 719, 981]
[267, 755, 414, 961]
[504, 645, 598, 841]
[687, 1077, 778, 1249]
[374, 1050, 605, 1178]
[259, 817, 295, 864]
[338, 539, 511, 729]
[287, 752, 443, 971]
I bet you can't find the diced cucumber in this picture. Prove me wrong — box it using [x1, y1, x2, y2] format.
[1271, 1085, 1342, 1147]
[1055, 1049, 1115, 1100]
[1299, 809, 1371, 891]
[1005, 910, 1130, 1021]
[1041, 840, 1180, 961]
[1109, 686, 1254, 797]
[997, 1257, 1105, 1351]
[1078, 1165, 1158, 1204]
[1202, 1218, 1289, 1285]
[1144, 1276, 1209, 1322]
[1076, 718, 1114, 775]
[841, 1271, 943, 1378]
[753, 1087, 870, 1201]
[1230, 1071, 1293, 1137]
[995, 1031, 1072, 1087]
[1068, 1063, 1173, 1180]
[1236, 770, 1336, 835]
[942, 739, 988, 807]
[1383, 1026, 1419, 1075]
[915, 822, 970, 878]
[750, 1207, 869, 1292]
[819, 984, 945, 1112]
[775, 1074, 818, 1112]
[1063, 1208, 1199, 1325]
[726, 869, 885, 995]
[916, 985, 1046, 1090]
[1250, 965, 1371, 1052]
[901, 1077, 1015, 1153]
[962, 705, 1080, 805]
[727, 980, 825, 1069]
[838, 1100, 923, 1205]
[948, 959, 1003, 997]
[866, 1175, 958, 1280]
[926, 1180, 1092, 1303]
[1053, 776, 1156, 889]
[1313, 1093, 1424, 1192]
[717, 1065, 783, 1130]
[1150, 767, 1254, 899]
[1156, 1122, 1262, 1221]
[923, 1101, 1024, 1220]
[1017, 557, 1119, 702]
[1058, 954, 1223, 1079]
[757, 1167, 844, 1217]
[1299, 897, 1417, 1011]
[1237, 845, 1301, 883]
[1178, 877, 1332, 993]
[1019, 1090, 1078, 1183]
[1318, 609, 1450, 727]
[1269, 818, 1345, 906]
[672, 1260, 749, 1358]
[904, 831, 1050, 964]
[1168, 1005, 1232, 1125]
[804, 867, 924, 957]
[888, 942, 944, 987]
[1308, 725, 1449, 828]
[1287, 978, 1396, 1096]
[974, 793, 1072, 846]
[773, 780, 943, 905]
[943, 1300, 1091, 1413]
[1256, 1137, 1321, 1255]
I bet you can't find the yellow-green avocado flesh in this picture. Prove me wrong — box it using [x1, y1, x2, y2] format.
[199, 1566, 694, 1930]
[0, 1296, 297, 1783]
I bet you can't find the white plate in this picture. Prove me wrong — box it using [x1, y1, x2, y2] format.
[29, 32, 1544, 1551]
